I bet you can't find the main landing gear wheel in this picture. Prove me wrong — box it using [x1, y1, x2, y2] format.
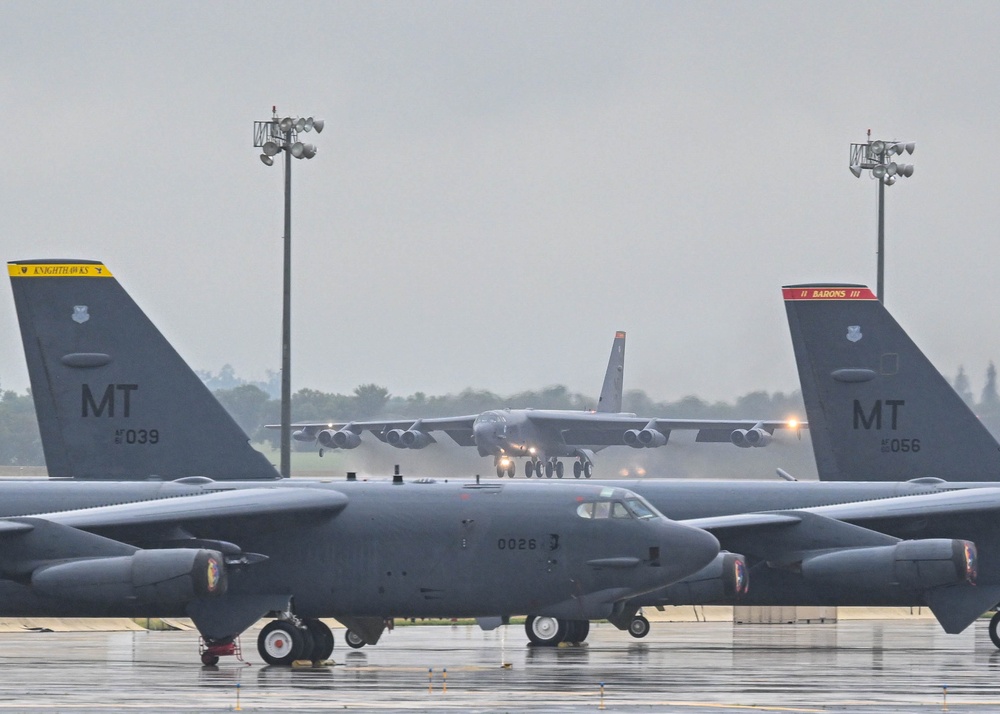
[544, 461, 554, 478]
[345, 629, 367, 649]
[573, 461, 583, 478]
[583, 462, 593, 478]
[524, 460, 535, 478]
[989, 612, 1000, 649]
[258, 621, 307, 665]
[564, 619, 590, 644]
[507, 463, 516, 478]
[304, 619, 334, 661]
[555, 461, 565, 478]
[525, 615, 567, 646]
[497, 464, 505, 478]
[628, 614, 651, 639]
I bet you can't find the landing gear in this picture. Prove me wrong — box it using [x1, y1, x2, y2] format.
[564, 619, 590, 644]
[257, 618, 332, 665]
[573, 461, 583, 478]
[525, 459, 540, 478]
[544, 460, 555, 478]
[555, 461, 564, 478]
[345, 629, 367, 649]
[989, 612, 1000, 649]
[258, 621, 306, 665]
[496, 460, 516, 478]
[524, 616, 591, 646]
[628, 614, 651, 639]
[583, 462, 593, 478]
[304, 619, 335, 661]
[497, 464, 505, 478]
[525, 615, 567, 646]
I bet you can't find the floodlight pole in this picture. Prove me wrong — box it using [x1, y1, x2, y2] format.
[281, 128, 292, 480]
[848, 134, 916, 305]
[877, 176, 885, 304]
[254, 110, 322, 479]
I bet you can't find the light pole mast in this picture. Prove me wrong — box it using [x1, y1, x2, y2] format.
[254, 109, 323, 478]
[849, 133, 915, 305]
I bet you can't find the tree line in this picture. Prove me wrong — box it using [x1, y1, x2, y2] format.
[2, 362, 1000, 467]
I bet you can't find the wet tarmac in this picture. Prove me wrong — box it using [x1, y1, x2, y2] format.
[2, 620, 1000, 712]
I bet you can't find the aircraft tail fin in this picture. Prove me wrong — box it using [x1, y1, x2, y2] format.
[784, 284, 1000, 482]
[8, 260, 279, 480]
[596, 331, 626, 413]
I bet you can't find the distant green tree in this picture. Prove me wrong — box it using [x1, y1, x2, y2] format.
[214, 384, 270, 438]
[982, 362, 1000, 414]
[353, 384, 390, 419]
[0, 390, 44, 466]
[953, 366, 975, 408]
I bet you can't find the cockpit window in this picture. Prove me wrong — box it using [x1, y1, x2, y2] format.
[625, 497, 657, 520]
[577, 499, 653, 520]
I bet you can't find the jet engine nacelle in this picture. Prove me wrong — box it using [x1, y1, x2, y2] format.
[801, 539, 977, 591]
[399, 430, 433, 449]
[385, 429, 433, 449]
[385, 429, 408, 448]
[32, 548, 228, 605]
[317, 429, 361, 449]
[623, 429, 666, 448]
[658, 552, 749, 604]
[731, 428, 771, 448]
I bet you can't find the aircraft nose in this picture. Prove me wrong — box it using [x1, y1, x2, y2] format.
[661, 522, 720, 582]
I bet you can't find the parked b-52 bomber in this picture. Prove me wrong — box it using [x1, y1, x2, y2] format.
[4, 259, 721, 665]
[8, 262, 1000, 663]
[280, 330, 802, 479]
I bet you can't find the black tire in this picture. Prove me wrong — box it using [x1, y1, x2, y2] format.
[565, 619, 590, 643]
[201, 652, 219, 666]
[583, 462, 593, 478]
[555, 461, 564, 478]
[525, 461, 535, 478]
[345, 629, 367, 649]
[544, 461, 554, 478]
[573, 461, 583, 478]
[506, 464, 516, 478]
[496, 465, 505, 478]
[305, 619, 335, 661]
[990, 612, 1000, 650]
[525, 615, 567, 646]
[258, 620, 305, 665]
[628, 614, 650, 639]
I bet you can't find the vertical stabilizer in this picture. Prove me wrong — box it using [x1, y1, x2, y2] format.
[784, 284, 1000, 482]
[596, 331, 626, 413]
[9, 260, 279, 480]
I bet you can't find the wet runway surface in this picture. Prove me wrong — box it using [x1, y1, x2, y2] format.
[2, 620, 1000, 711]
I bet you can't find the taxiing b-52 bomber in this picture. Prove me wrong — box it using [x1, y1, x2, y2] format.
[3, 259, 722, 665]
[9, 262, 1000, 660]
[281, 331, 802, 479]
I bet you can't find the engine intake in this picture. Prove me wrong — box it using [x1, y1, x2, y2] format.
[656, 552, 748, 604]
[318, 429, 361, 449]
[32, 548, 228, 605]
[623, 429, 666, 448]
[801, 539, 977, 591]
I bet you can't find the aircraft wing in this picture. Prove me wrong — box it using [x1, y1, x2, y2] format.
[35, 487, 348, 532]
[278, 416, 479, 447]
[522, 412, 805, 448]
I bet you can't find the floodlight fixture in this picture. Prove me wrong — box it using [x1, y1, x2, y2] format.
[848, 132, 917, 305]
[279, 116, 295, 132]
[262, 141, 281, 157]
[259, 154, 273, 166]
[312, 119, 325, 133]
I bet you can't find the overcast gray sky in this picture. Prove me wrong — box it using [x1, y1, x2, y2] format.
[3, 2, 999, 406]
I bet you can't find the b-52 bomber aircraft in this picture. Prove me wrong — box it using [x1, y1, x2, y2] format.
[282, 331, 802, 479]
[11, 263, 1000, 657]
[3, 259, 721, 665]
